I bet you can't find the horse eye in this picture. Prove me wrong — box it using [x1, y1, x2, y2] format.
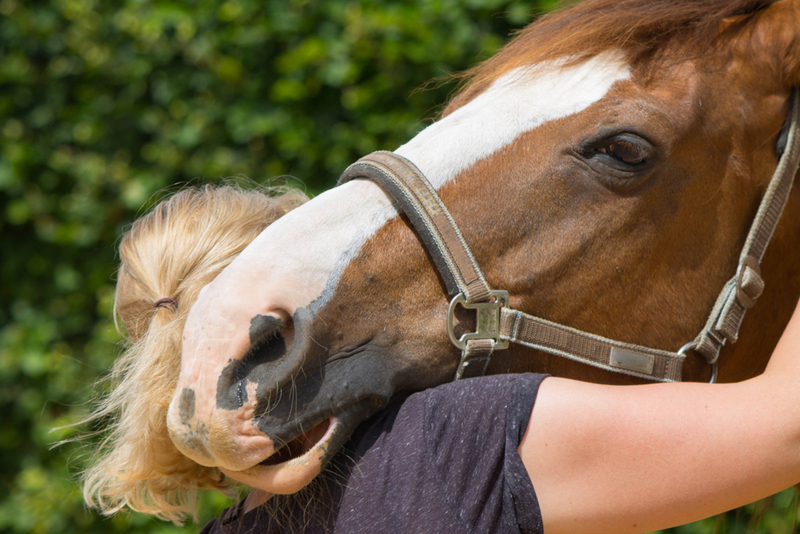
[595, 139, 651, 166]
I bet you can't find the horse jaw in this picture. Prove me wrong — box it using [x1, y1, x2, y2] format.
[168, 52, 633, 492]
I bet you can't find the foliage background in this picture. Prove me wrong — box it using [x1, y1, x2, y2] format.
[0, 0, 796, 532]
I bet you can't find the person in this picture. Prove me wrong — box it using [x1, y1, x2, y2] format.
[84, 183, 800, 533]
[81, 183, 308, 523]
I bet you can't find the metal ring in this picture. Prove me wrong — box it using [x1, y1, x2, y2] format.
[446, 293, 467, 350]
[676, 341, 717, 384]
[676, 341, 698, 357]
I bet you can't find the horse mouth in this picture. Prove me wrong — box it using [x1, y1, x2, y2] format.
[258, 417, 333, 467]
[223, 399, 378, 494]
[221, 415, 341, 494]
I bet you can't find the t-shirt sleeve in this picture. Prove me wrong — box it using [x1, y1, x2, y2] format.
[421, 373, 547, 534]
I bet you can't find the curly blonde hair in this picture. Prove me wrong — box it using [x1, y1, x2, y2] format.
[82, 183, 308, 524]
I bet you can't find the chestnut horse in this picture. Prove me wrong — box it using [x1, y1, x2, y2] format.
[168, 0, 800, 495]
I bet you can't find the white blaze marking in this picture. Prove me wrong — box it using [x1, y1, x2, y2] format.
[227, 52, 631, 313]
[397, 51, 631, 187]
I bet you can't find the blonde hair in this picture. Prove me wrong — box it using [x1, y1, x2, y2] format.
[82, 183, 308, 524]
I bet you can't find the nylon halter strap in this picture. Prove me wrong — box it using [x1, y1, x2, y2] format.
[338, 90, 800, 383]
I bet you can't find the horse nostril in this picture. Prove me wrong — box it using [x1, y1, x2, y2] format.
[249, 313, 285, 346]
[216, 316, 289, 412]
[281, 318, 295, 354]
[248, 311, 295, 354]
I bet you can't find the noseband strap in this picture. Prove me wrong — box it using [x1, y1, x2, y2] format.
[339, 152, 498, 378]
[339, 89, 800, 383]
[339, 151, 492, 304]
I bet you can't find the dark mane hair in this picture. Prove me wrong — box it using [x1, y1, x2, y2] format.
[448, 0, 777, 109]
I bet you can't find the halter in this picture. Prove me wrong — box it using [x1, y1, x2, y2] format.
[338, 91, 800, 383]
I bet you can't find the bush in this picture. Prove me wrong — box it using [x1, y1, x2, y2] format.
[0, 0, 795, 532]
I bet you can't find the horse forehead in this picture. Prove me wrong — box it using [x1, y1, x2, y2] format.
[396, 51, 633, 188]
[229, 52, 634, 314]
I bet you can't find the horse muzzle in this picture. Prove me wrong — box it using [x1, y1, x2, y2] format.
[167, 307, 390, 490]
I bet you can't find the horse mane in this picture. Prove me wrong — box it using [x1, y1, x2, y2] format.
[448, 0, 778, 110]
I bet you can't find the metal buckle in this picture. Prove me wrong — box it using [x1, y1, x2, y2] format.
[447, 290, 510, 351]
[677, 341, 718, 384]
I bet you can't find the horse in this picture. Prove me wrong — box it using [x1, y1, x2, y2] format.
[167, 0, 800, 497]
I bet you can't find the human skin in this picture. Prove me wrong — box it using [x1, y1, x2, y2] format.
[522, 296, 800, 534]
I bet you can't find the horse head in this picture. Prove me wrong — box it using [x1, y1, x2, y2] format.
[166, 0, 800, 494]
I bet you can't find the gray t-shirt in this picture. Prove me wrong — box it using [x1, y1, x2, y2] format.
[201, 373, 547, 534]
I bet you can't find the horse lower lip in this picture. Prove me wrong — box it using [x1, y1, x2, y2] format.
[259, 418, 331, 466]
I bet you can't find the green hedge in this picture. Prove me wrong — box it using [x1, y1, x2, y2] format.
[0, 1, 796, 533]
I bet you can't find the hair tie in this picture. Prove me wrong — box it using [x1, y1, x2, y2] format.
[153, 298, 177, 310]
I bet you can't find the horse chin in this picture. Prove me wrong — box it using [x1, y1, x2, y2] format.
[222, 398, 378, 494]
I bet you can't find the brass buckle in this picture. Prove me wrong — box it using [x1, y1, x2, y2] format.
[447, 290, 510, 350]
